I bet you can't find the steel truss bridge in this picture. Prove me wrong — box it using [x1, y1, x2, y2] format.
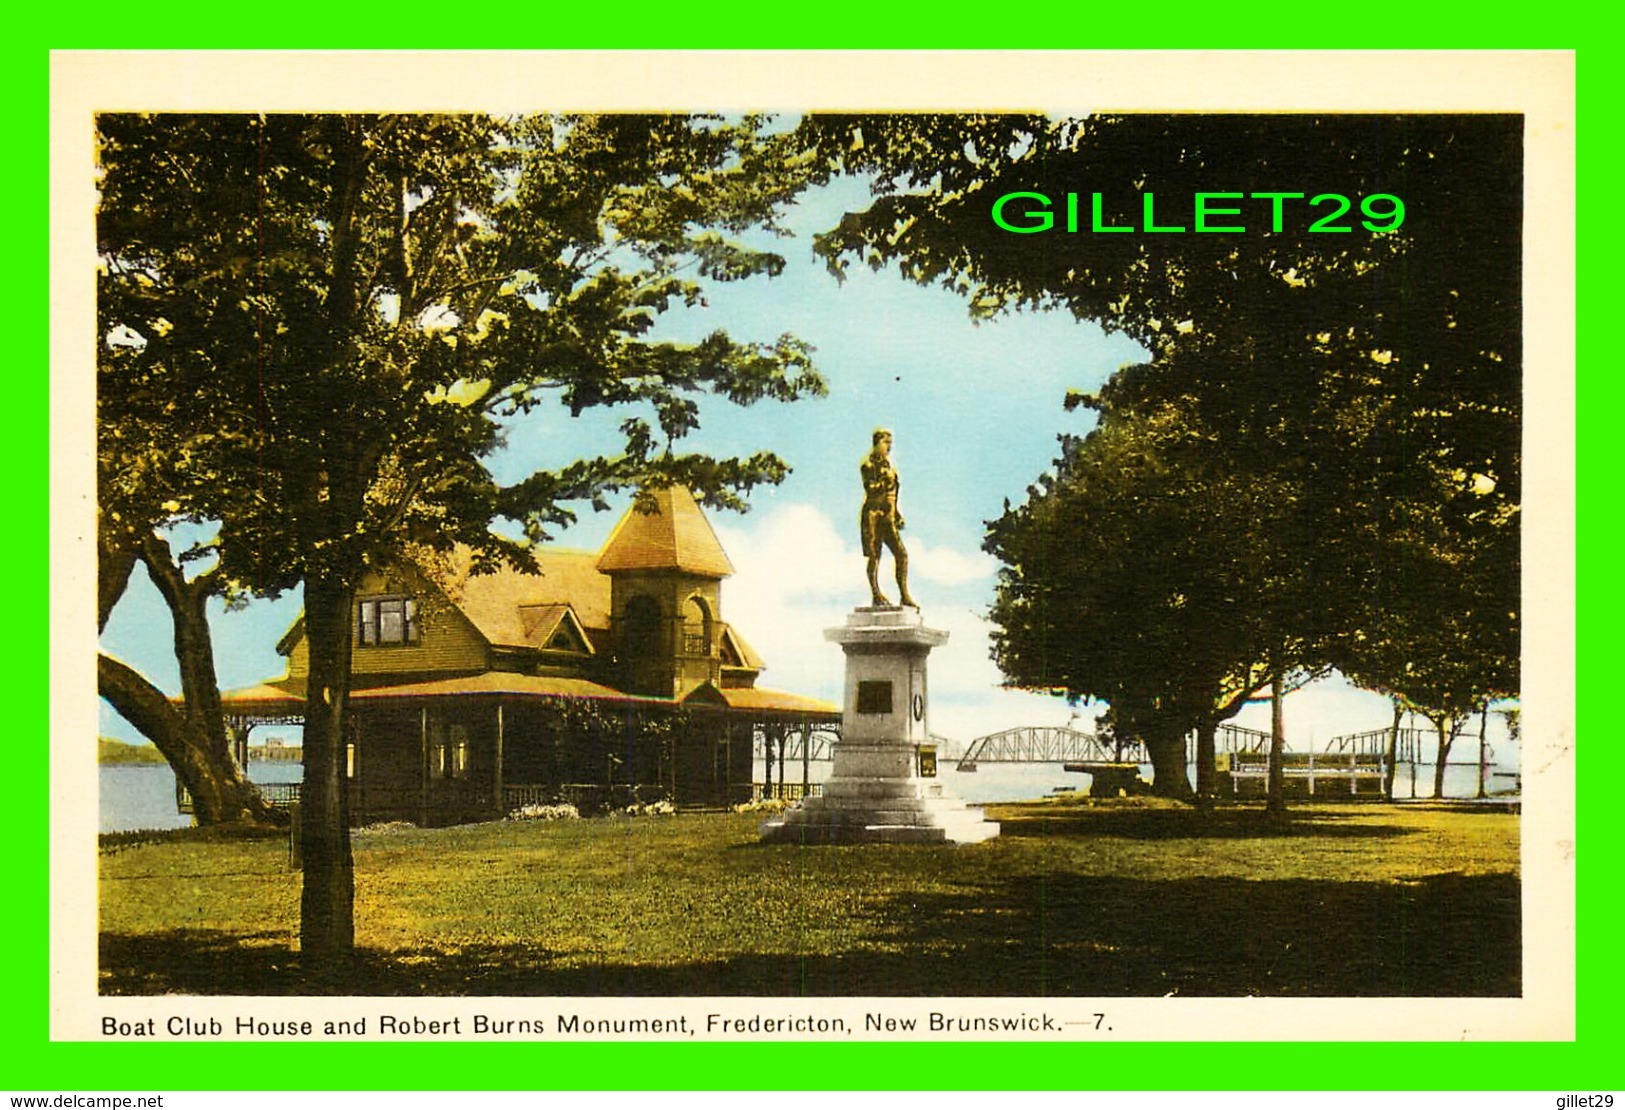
[956, 726, 1141, 771]
[954, 723, 1279, 772]
[750, 718, 1428, 773]
[751, 717, 1500, 790]
[752, 724, 842, 762]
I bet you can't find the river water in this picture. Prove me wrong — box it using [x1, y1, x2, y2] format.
[99, 762, 304, 834]
[98, 758, 1513, 834]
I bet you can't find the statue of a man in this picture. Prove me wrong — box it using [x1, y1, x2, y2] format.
[860, 427, 917, 608]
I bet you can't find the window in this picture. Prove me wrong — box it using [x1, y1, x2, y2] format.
[448, 725, 470, 779]
[682, 596, 713, 657]
[622, 595, 662, 658]
[429, 723, 470, 779]
[357, 596, 419, 646]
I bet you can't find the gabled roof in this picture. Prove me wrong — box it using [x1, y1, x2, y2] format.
[273, 547, 612, 658]
[445, 549, 610, 648]
[720, 625, 765, 671]
[518, 604, 594, 654]
[596, 486, 734, 578]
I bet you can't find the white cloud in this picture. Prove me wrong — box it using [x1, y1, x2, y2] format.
[712, 504, 854, 703]
[714, 501, 1430, 754]
[714, 503, 1070, 741]
[910, 542, 997, 586]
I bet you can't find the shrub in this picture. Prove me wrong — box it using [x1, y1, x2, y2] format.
[506, 803, 581, 822]
[623, 799, 676, 817]
[356, 820, 418, 835]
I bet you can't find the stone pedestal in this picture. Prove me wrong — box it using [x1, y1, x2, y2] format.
[760, 607, 999, 845]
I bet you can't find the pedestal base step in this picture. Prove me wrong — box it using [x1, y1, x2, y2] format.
[759, 795, 1000, 845]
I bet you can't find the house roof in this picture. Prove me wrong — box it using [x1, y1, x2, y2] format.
[227, 673, 840, 714]
[596, 486, 734, 578]
[216, 681, 308, 715]
[347, 672, 670, 705]
[272, 547, 614, 657]
[720, 625, 765, 671]
[225, 673, 675, 709]
[444, 548, 611, 647]
[695, 684, 839, 716]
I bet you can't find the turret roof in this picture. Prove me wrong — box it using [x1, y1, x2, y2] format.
[596, 486, 735, 578]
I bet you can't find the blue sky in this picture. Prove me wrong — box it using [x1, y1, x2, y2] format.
[99, 172, 1486, 754]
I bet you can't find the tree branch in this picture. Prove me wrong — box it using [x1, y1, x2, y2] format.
[98, 531, 137, 634]
[98, 652, 186, 758]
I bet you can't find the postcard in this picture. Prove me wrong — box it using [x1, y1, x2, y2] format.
[53, 50, 1575, 1051]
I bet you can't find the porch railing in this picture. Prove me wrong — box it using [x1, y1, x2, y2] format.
[176, 780, 301, 814]
[751, 781, 823, 802]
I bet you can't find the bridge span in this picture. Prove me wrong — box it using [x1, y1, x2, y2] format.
[956, 726, 1141, 771]
[755, 720, 1290, 773]
[954, 723, 1276, 772]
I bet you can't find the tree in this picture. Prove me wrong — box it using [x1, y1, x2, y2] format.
[97, 532, 282, 826]
[97, 275, 280, 825]
[96, 112, 825, 968]
[801, 113, 1518, 472]
[1332, 471, 1518, 798]
[805, 113, 1520, 762]
[985, 390, 1317, 797]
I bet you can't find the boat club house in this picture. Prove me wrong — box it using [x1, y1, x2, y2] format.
[215, 487, 840, 823]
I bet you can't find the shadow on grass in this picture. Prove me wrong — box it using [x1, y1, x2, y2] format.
[101, 870, 1518, 998]
[990, 805, 1418, 842]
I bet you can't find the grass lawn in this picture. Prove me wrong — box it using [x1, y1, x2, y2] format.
[98, 798, 1520, 997]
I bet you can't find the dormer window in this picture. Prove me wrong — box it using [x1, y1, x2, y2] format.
[358, 596, 420, 646]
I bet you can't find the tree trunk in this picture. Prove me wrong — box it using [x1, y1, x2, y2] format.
[1194, 715, 1218, 802]
[1382, 699, 1403, 801]
[1476, 705, 1490, 799]
[1266, 673, 1287, 815]
[98, 531, 279, 826]
[98, 653, 258, 822]
[1144, 724, 1193, 798]
[299, 573, 357, 971]
[1432, 716, 1458, 800]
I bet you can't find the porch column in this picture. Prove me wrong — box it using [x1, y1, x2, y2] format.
[419, 706, 429, 825]
[763, 725, 773, 800]
[227, 719, 249, 770]
[494, 701, 506, 817]
[776, 723, 786, 797]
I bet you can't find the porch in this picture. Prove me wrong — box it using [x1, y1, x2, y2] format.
[212, 676, 839, 824]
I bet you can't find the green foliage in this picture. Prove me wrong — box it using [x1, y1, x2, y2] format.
[985, 393, 1314, 787]
[97, 112, 828, 588]
[805, 113, 1520, 731]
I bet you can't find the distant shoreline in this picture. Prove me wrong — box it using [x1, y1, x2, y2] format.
[97, 738, 167, 765]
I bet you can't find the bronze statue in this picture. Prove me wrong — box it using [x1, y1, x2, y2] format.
[860, 428, 917, 608]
